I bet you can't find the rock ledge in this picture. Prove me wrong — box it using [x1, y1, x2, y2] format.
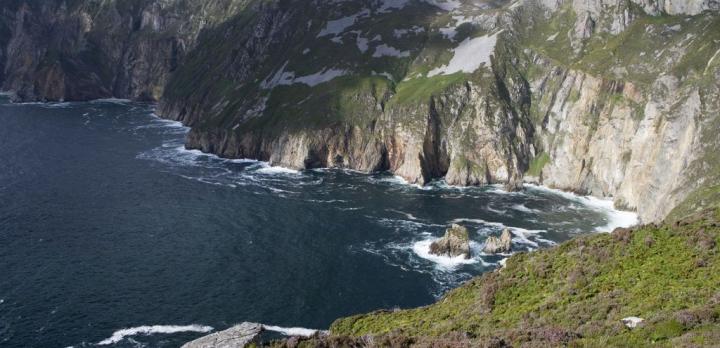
[181, 322, 261, 348]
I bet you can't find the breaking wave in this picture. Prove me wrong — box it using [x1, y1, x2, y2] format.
[524, 184, 639, 232]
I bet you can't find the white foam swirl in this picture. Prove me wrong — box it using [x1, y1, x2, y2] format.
[97, 324, 213, 345]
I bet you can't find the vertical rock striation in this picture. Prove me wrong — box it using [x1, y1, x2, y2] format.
[0, 0, 718, 222]
[0, 0, 250, 101]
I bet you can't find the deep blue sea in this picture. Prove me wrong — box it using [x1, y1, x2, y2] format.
[0, 96, 636, 347]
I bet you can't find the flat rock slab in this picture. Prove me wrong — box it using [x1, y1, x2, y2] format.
[181, 322, 262, 348]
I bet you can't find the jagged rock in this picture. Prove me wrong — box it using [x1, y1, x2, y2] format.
[484, 228, 513, 254]
[504, 177, 524, 192]
[430, 224, 471, 259]
[181, 322, 262, 348]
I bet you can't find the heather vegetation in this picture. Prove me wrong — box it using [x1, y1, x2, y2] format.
[264, 208, 720, 347]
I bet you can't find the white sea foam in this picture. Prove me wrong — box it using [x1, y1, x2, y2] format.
[387, 209, 420, 221]
[263, 325, 322, 337]
[583, 196, 639, 232]
[41, 102, 72, 108]
[376, 217, 444, 229]
[371, 175, 424, 189]
[90, 98, 131, 104]
[149, 115, 188, 129]
[486, 206, 507, 215]
[511, 204, 539, 214]
[498, 258, 508, 267]
[255, 165, 301, 175]
[486, 184, 523, 195]
[411, 239, 480, 269]
[508, 229, 539, 248]
[97, 324, 213, 345]
[524, 184, 639, 232]
[227, 158, 261, 164]
[449, 218, 505, 229]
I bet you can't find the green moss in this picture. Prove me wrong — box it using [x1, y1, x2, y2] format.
[518, 5, 578, 67]
[526, 152, 550, 177]
[452, 156, 486, 179]
[651, 320, 685, 341]
[518, 3, 720, 87]
[668, 185, 720, 222]
[567, 89, 581, 103]
[390, 73, 467, 104]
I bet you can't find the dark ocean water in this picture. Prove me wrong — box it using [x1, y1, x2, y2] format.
[0, 96, 637, 348]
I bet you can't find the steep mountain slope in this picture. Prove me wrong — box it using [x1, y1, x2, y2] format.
[1, 0, 718, 223]
[0, 0, 250, 101]
[157, 0, 720, 222]
[267, 208, 720, 347]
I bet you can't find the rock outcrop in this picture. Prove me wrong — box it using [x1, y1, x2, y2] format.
[181, 322, 261, 348]
[483, 228, 513, 254]
[430, 224, 471, 259]
[621, 316, 645, 329]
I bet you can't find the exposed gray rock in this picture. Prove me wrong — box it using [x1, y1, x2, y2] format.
[621, 316, 644, 329]
[181, 322, 261, 348]
[484, 228, 513, 254]
[1, 0, 719, 224]
[430, 224, 471, 259]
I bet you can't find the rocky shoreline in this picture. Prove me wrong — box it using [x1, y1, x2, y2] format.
[2, 0, 719, 222]
[1, 0, 719, 347]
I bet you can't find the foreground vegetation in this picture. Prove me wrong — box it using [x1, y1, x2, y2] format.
[265, 208, 720, 347]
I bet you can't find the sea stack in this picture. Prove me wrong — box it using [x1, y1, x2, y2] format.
[429, 224, 471, 259]
[484, 228, 513, 254]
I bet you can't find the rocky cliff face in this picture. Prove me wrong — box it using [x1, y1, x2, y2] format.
[158, 0, 535, 188]
[513, 0, 720, 221]
[0, 0, 249, 101]
[2, 0, 719, 222]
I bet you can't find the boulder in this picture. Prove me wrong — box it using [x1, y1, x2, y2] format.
[181, 322, 262, 348]
[621, 317, 644, 329]
[429, 224, 471, 259]
[484, 228, 513, 254]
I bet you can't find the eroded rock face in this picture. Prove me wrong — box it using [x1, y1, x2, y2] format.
[430, 224, 471, 259]
[483, 228, 512, 254]
[1, 0, 719, 223]
[181, 322, 261, 348]
[0, 0, 249, 102]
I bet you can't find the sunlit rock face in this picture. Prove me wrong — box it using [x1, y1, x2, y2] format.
[1, 0, 718, 222]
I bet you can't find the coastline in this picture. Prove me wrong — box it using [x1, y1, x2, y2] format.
[2, 95, 644, 347]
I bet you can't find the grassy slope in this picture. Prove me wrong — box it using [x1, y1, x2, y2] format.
[272, 208, 720, 347]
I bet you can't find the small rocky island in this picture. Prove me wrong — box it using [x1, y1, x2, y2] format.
[429, 224, 471, 259]
[483, 228, 513, 254]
